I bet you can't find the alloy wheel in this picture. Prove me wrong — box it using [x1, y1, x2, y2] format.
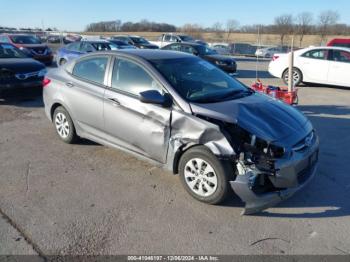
[55, 112, 70, 139]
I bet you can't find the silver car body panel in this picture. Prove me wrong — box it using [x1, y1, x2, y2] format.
[43, 50, 319, 215]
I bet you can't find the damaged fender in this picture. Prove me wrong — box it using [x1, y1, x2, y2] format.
[166, 110, 235, 172]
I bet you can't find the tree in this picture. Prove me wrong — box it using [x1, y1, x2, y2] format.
[318, 10, 340, 44]
[212, 22, 224, 39]
[274, 14, 294, 46]
[296, 12, 313, 47]
[226, 19, 239, 42]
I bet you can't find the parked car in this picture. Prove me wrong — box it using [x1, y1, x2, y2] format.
[150, 33, 196, 48]
[255, 46, 291, 58]
[327, 38, 350, 48]
[56, 40, 118, 66]
[0, 34, 53, 65]
[269, 46, 350, 87]
[108, 39, 136, 49]
[111, 35, 158, 49]
[211, 43, 231, 55]
[0, 42, 46, 96]
[229, 43, 257, 56]
[162, 42, 237, 73]
[47, 35, 61, 44]
[43, 50, 319, 215]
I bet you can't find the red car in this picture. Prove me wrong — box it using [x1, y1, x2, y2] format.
[327, 38, 350, 48]
[0, 34, 53, 65]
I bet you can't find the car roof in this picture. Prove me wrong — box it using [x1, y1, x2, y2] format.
[298, 46, 350, 53]
[80, 49, 193, 60]
[167, 42, 203, 47]
[81, 40, 110, 44]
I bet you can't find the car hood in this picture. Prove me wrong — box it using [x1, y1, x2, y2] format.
[0, 58, 45, 73]
[138, 43, 159, 49]
[190, 93, 312, 147]
[203, 54, 235, 62]
[16, 44, 48, 49]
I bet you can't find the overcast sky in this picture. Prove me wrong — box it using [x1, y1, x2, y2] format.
[1, 0, 349, 31]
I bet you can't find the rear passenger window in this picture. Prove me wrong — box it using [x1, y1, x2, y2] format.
[72, 56, 108, 84]
[111, 58, 162, 96]
[303, 49, 328, 60]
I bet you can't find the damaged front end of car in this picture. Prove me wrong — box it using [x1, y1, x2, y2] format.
[168, 96, 319, 215]
[228, 126, 319, 215]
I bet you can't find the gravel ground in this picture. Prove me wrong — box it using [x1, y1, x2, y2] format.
[0, 57, 349, 256]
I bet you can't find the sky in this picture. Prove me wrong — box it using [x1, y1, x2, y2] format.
[1, 0, 349, 31]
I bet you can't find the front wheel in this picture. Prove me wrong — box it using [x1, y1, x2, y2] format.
[179, 146, 233, 205]
[282, 68, 302, 86]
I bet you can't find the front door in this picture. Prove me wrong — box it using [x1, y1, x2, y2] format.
[103, 57, 172, 163]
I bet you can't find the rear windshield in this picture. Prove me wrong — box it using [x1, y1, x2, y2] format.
[0, 44, 27, 58]
[10, 35, 42, 44]
[91, 42, 118, 51]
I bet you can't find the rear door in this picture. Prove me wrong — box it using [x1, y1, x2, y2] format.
[103, 56, 172, 163]
[327, 49, 350, 87]
[64, 55, 110, 136]
[297, 49, 330, 84]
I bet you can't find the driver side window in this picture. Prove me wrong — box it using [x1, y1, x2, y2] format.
[111, 58, 162, 96]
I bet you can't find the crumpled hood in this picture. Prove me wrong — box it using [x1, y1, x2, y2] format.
[190, 93, 312, 146]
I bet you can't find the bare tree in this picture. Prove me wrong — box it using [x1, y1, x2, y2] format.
[296, 12, 313, 47]
[212, 22, 224, 39]
[318, 10, 340, 43]
[181, 23, 203, 39]
[226, 19, 239, 42]
[274, 14, 294, 46]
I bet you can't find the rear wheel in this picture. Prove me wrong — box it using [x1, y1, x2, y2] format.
[282, 68, 302, 86]
[53, 106, 77, 144]
[179, 146, 233, 204]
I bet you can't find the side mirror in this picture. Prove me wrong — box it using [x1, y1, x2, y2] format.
[193, 50, 199, 56]
[139, 90, 172, 108]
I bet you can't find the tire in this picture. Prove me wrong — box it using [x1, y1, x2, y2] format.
[53, 106, 77, 144]
[59, 58, 67, 66]
[179, 146, 233, 205]
[282, 68, 302, 86]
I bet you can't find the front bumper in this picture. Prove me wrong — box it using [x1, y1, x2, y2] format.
[230, 136, 319, 215]
[219, 63, 237, 73]
[0, 79, 43, 92]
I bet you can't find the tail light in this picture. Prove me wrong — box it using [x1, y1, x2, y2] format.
[272, 55, 279, 61]
[42, 77, 51, 87]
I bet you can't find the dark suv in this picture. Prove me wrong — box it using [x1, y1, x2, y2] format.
[0, 34, 53, 65]
[111, 35, 158, 49]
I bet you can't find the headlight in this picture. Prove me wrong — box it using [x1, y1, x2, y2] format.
[140, 46, 145, 49]
[215, 60, 227, 66]
[38, 69, 47, 77]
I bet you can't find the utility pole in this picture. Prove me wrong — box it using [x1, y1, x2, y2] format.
[288, 35, 295, 92]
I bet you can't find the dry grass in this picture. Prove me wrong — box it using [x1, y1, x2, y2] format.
[82, 31, 349, 47]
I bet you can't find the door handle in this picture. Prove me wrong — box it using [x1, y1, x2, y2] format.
[66, 82, 74, 88]
[108, 98, 121, 106]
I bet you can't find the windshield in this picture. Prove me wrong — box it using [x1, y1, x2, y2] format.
[197, 45, 217, 55]
[10, 35, 42, 44]
[91, 42, 118, 51]
[150, 57, 250, 103]
[179, 35, 194, 42]
[0, 44, 27, 58]
[130, 37, 149, 44]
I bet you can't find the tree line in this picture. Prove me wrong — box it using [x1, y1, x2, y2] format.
[85, 10, 349, 46]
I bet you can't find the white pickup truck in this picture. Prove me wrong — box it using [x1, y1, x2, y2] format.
[150, 33, 197, 48]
